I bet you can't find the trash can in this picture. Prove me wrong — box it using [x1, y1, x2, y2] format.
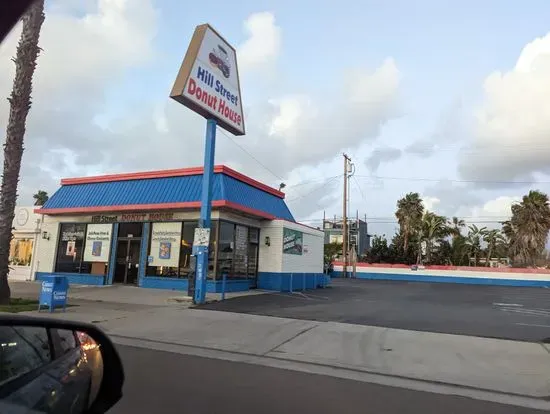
[38, 275, 69, 312]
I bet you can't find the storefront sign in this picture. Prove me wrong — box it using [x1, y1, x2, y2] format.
[91, 212, 174, 224]
[83, 223, 113, 262]
[149, 222, 182, 267]
[283, 228, 303, 256]
[170, 24, 245, 136]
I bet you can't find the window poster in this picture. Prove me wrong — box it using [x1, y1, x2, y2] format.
[282, 228, 303, 255]
[83, 224, 113, 262]
[149, 222, 182, 267]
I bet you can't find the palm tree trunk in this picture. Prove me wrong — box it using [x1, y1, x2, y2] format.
[0, 0, 45, 304]
[486, 245, 493, 267]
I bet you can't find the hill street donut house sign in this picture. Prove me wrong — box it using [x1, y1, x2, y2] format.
[170, 24, 245, 135]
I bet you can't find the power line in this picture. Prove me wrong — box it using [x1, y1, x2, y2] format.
[354, 174, 550, 185]
[286, 175, 342, 203]
[285, 175, 342, 189]
[217, 127, 284, 182]
[352, 175, 367, 203]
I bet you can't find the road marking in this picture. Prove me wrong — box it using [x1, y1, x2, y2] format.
[515, 323, 550, 328]
[499, 308, 550, 317]
[493, 303, 523, 307]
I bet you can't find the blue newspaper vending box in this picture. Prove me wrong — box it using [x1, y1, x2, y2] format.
[38, 276, 69, 312]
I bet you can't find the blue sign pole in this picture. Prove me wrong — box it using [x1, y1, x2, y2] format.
[194, 118, 217, 305]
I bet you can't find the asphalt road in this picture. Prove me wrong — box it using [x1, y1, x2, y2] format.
[110, 345, 545, 414]
[199, 279, 550, 342]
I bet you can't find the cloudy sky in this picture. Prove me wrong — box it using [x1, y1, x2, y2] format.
[1, 0, 550, 237]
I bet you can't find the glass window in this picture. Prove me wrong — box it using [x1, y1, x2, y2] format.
[233, 225, 248, 278]
[118, 222, 143, 238]
[179, 221, 197, 278]
[0, 326, 51, 384]
[55, 223, 91, 273]
[9, 238, 33, 267]
[53, 330, 77, 356]
[145, 221, 216, 279]
[249, 228, 259, 244]
[217, 222, 234, 277]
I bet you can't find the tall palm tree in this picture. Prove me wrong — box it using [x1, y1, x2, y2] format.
[395, 192, 424, 253]
[449, 216, 465, 239]
[465, 224, 486, 266]
[506, 190, 550, 267]
[0, 0, 45, 303]
[417, 211, 449, 264]
[483, 229, 505, 267]
[32, 190, 48, 206]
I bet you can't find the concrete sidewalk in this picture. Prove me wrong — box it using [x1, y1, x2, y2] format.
[10, 280, 267, 306]
[24, 302, 550, 401]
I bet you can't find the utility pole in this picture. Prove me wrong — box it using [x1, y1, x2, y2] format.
[342, 153, 351, 278]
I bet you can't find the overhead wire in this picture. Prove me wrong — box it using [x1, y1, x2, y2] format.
[286, 175, 343, 203]
[216, 127, 284, 182]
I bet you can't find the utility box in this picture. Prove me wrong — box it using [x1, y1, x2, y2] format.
[38, 275, 69, 312]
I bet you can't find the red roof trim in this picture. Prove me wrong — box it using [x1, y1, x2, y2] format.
[59, 165, 285, 199]
[34, 200, 277, 220]
[217, 166, 285, 199]
[221, 201, 276, 220]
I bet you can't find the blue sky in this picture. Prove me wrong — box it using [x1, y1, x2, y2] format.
[2, 0, 550, 236]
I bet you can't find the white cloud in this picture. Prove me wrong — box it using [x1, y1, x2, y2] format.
[0, 0, 159, 202]
[459, 32, 550, 181]
[422, 196, 441, 211]
[458, 195, 519, 220]
[0, 4, 400, 222]
[238, 12, 281, 71]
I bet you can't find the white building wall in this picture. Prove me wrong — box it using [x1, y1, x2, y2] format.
[9, 206, 42, 281]
[258, 221, 283, 273]
[258, 220, 324, 274]
[280, 221, 323, 274]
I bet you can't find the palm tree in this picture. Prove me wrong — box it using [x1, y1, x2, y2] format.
[505, 190, 550, 267]
[449, 216, 465, 239]
[0, 1, 45, 304]
[32, 190, 48, 206]
[395, 192, 424, 253]
[483, 229, 505, 267]
[465, 224, 486, 266]
[417, 211, 449, 264]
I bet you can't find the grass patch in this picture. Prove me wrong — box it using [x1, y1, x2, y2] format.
[0, 298, 78, 313]
[0, 298, 39, 313]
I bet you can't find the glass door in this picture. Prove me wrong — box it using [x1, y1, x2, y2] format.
[114, 238, 142, 284]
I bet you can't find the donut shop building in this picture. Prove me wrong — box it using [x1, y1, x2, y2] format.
[32, 165, 326, 292]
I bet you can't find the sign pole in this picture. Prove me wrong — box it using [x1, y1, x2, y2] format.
[194, 118, 217, 305]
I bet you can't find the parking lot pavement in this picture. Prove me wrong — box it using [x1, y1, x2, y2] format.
[198, 279, 550, 342]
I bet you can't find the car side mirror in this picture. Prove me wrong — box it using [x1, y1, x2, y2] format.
[0, 315, 124, 414]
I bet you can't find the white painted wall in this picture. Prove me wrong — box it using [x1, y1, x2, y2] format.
[258, 220, 324, 274]
[258, 221, 283, 273]
[333, 265, 550, 282]
[10, 207, 42, 281]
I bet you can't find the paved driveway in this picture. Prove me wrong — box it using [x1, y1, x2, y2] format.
[199, 279, 550, 342]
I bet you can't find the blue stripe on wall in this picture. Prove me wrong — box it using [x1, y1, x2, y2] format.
[258, 272, 330, 291]
[36, 272, 105, 286]
[331, 271, 550, 287]
[140, 277, 250, 292]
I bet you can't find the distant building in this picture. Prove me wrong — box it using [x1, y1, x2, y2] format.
[323, 217, 371, 257]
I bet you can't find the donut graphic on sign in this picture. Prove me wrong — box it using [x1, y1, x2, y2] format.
[208, 44, 231, 78]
